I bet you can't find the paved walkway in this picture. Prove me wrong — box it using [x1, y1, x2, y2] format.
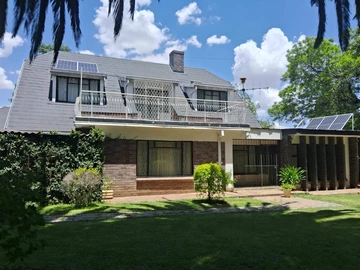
[109, 187, 360, 204]
[45, 195, 342, 223]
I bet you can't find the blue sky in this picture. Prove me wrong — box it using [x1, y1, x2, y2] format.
[0, 0, 351, 125]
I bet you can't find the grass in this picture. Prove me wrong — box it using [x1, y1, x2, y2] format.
[40, 197, 267, 216]
[4, 194, 360, 269]
[296, 193, 360, 208]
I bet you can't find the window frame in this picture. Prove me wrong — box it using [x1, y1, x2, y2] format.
[197, 89, 228, 112]
[136, 140, 193, 177]
[56, 76, 101, 103]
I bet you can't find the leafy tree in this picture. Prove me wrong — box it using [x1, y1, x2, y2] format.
[38, 42, 71, 54]
[311, 0, 360, 51]
[269, 36, 360, 128]
[0, 0, 140, 63]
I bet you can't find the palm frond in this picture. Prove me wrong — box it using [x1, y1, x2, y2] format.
[129, 0, 135, 20]
[312, 0, 326, 48]
[335, 0, 351, 51]
[111, 0, 124, 37]
[12, 0, 26, 37]
[0, 0, 8, 41]
[29, 0, 49, 62]
[24, 0, 37, 36]
[51, 0, 66, 64]
[65, 0, 81, 47]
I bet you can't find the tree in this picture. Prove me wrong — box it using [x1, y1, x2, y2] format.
[38, 42, 71, 54]
[269, 36, 360, 128]
[311, 0, 360, 51]
[0, 0, 140, 63]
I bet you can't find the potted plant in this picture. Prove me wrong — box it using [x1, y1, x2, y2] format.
[102, 179, 114, 200]
[279, 165, 305, 198]
[226, 175, 240, 192]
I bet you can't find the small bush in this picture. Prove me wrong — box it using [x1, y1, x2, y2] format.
[61, 168, 101, 208]
[194, 163, 230, 201]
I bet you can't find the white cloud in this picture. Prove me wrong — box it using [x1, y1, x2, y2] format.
[0, 67, 14, 89]
[175, 2, 202, 25]
[232, 28, 303, 119]
[207, 35, 231, 46]
[186, 35, 202, 48]
[9, 70, 21, 75]
[0, 32, 24, 58]
[93, 0, 201, 64]
[78, 50, 95, 55]
[94, 0, 169, 58]
[134, 36, 201, 64]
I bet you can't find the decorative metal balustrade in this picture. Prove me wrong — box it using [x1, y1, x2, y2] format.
[75, 90, 247, 125]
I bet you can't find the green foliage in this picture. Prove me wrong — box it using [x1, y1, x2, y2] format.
[0, 128, 104, 264]
[62, 168, 102, 208]
[269, 35, 360, 129]
[279, 165, 306, 190]
[194, 163, 230, 200]
[0, 128, 105, 204]
[102, 178, 114, 191]
[38, 43, 71, 54]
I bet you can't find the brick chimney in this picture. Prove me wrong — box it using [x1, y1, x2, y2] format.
[169, 50, 184, 73]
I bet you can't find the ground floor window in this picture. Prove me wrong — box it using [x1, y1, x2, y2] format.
[137, 141, 193, 177]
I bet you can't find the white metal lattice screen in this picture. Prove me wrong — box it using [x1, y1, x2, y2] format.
[134, 81, 174, 121]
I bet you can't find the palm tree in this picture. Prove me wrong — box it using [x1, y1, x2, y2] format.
[312, 0, 358, 51]
[0, 0, 137, 63]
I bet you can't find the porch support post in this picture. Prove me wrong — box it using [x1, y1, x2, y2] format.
[218, 136, 222, 165]
[225, 139, 233, 181]
[336, 137, 346, 189]
[349, 137, 359, 188]
[327, 137, 337, 190]
[308, 136, 318, 191]
[298, 136, 308, 191]
[318, 137, 328, 190]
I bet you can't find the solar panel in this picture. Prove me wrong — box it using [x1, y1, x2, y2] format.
[78, 62, 98, 73]
[305, 113, 353, 130]
[55, 60, 98, 73]
[306, 118, 323, 129]
[56, 60, 77, 71]
[328, 114, 353, 130]
[317, 115, 337, 130]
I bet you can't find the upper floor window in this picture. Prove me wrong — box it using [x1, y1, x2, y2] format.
[56, 77, 100, 103]
[197, 89, 227, 112]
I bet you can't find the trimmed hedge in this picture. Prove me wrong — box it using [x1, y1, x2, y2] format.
[0, 128, 105, 204]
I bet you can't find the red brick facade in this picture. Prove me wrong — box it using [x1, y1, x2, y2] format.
[104, 140, 220, 197]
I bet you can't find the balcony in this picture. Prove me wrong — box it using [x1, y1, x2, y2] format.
[75, 90, 248, 128]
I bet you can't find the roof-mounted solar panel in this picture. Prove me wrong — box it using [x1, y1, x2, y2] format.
[55, 60, 98, 73]
[305, 113, 353, 130]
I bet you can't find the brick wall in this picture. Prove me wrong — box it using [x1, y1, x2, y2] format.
[103, 139, 137, 196]
[193, 141, 219, 167]
[279, 135, 292, 168]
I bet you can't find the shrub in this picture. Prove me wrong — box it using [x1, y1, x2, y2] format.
[194, 163, 230, 201]
[279, 165, 306, 190]
[61, 168, 102, 208]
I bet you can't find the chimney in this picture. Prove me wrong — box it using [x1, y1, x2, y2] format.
[169, 50, 184, 73]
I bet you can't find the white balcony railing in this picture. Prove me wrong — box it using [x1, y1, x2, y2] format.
[75, 90, 247, 125]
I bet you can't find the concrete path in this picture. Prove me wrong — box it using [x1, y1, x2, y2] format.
[253, 196, 342, 210]
[109, 187, 360, 204]
[45, 195, 342, 223]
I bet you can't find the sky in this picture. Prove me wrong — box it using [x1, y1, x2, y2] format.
[0, 0, 351, 127]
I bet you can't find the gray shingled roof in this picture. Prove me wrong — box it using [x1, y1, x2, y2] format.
[6, 51, 260, 132]
[0, 106, 10, 131]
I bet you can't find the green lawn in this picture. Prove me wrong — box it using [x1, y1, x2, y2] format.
[40, 197, 266, 216]
[4, 194, 360, 270]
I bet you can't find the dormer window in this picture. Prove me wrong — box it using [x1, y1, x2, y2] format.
[56, 76, 100, 103]
[197, 89, 227, 112]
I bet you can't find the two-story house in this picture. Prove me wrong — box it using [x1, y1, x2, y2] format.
[4, 50, 360, 196]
